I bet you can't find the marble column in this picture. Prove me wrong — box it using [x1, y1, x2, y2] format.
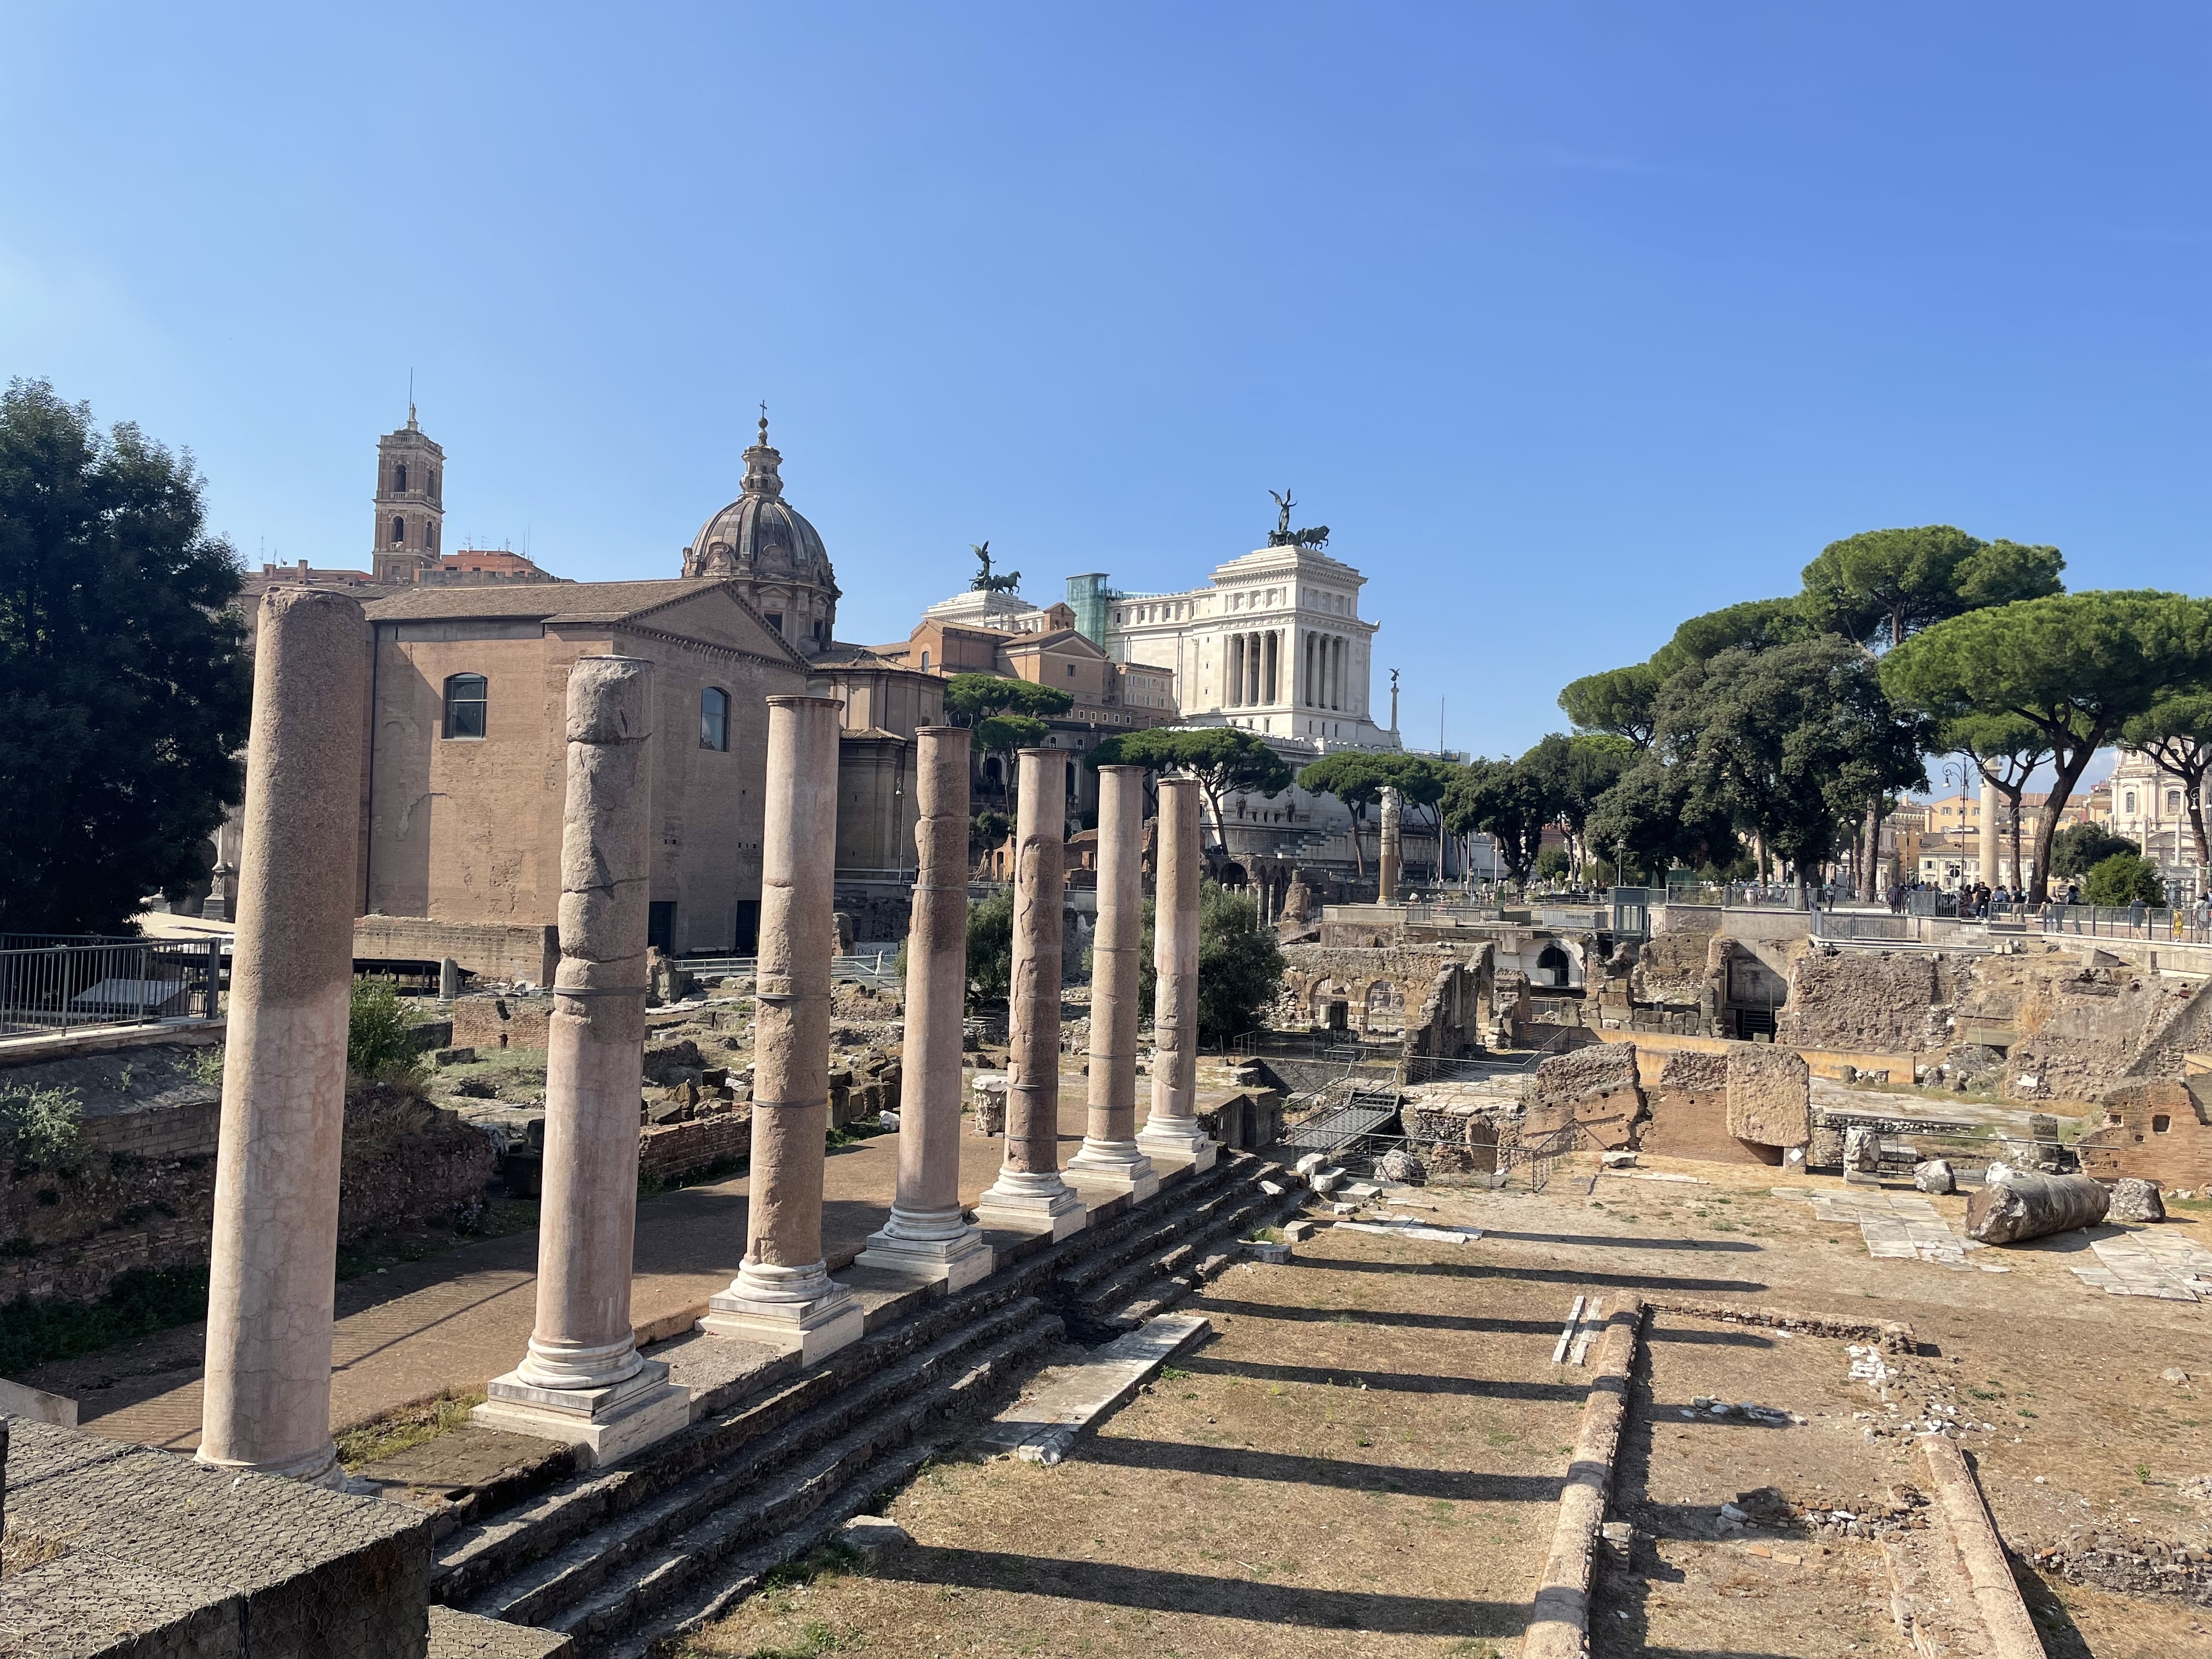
[198, 589, 367, 1486]
[1137, 776, 1214, 1170]
[859, 727, 993, 1287]
[475, 658, 690, 1466]
[974, 749, 1088, 1238]
[701, 696, 865, 1361]
[1066, 765, 1159, 1199]
[1379, 784, 1403, 905]
[1227, 636, 1243, 707]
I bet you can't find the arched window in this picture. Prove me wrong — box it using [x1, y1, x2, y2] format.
[920, 650, 930, 671]
[700, 687, 730, 752]
[428, 469, 439, 500]
[443, 673, 488, 739]
[428, 521, 438, 551]
[2126, 791, 2138, 815]
[1536, 943, 1572, 987]
[1065, 760, 1077, 798]
[391, 515, 405, 545]
[395, 462, 408, 493]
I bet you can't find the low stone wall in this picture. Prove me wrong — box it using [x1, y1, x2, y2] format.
[639, 1110, 753, 1183]
[1527, 1042, 1645, 1149]
[453, 994, 555, 1052]
[356, 915, 558, 986]
[1277, 943, 1484, 1044]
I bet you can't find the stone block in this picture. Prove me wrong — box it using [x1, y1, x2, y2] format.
[1726, 1045, 1812, 1147]
[2107, 1177, 2165, 1222]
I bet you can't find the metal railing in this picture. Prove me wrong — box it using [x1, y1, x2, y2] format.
[0, 936, 225, 1037]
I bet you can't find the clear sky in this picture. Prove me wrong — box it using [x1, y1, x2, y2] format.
[4, 5, 2205, 761]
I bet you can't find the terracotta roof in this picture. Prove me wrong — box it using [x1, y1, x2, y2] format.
[363, 578, 737, 623]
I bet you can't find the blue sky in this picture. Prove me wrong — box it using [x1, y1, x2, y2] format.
[4, 5, 2205, 763]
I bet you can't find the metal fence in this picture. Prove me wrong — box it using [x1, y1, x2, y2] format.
[0, 936, 226, 1037]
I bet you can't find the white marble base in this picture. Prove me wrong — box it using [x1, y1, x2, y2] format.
[974, 1168, 1090, 1239]
[856, 1222, 995, 1291]
[1066, 1138, 1161, 1201]
[1137, 1123, 1217, 1173]
[698, 1269, 866, 1363]
[472, 1359, 691, 1469]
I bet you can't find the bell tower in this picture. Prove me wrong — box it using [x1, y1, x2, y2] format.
[371, 404, 445, 583]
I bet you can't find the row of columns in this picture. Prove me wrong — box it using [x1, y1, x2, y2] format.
[1304, 629, 1351, 712]
[1223, 627, 1355, 713]
[196, 591, 1214, 1482]
[1224, 630, 1280, 708]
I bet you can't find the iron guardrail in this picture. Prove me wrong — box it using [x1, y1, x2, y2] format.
[0, 937, 225, 1037]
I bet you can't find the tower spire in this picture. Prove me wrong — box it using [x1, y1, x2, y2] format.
[757, 400, 769, 449]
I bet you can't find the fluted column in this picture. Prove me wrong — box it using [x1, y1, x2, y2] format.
[1227, 636, 1243, 707]
[1137, 776, 1214, 1169]
[701, 696, 865, 1361]
[859, 727, 992, 1287]
[1066, 765, 1159, 1198]
[476, 657, 689, 1466]
[974, 749, 1088, 1238]
[198, 589, 366, 1487]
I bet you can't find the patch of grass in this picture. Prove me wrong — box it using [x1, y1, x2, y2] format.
[1159, 1366, 1190, 1382]
[2135, 1462, 2152, 1485]
[335, 1387, 484, 1469]
[0, 1262, 209, 1374]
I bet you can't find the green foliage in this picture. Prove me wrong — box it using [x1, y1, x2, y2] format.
[2084, 853, 2166, 907]
[1799, 525, 2063, 650]
[1649, 596, 1812, 678]
[1092, 726, 1293, 839]
[1518, 732, 1633, 839]
[941, 673, 1073, 727]
[2049, 823, 2141, 879]
[964, 889, 1014, 1005]
[968, 809, 1010, 851]
[2119, 691, 2212, 874]
[1558, 663, 1663, 749]
[0, 1082, 82, 1168]
[0, 1262, 209, 1374]
[0, 380, 252, 933]
[1441, 756, 1555, 881]
[1662, 636, 1927, 873]
[972, 712, 1048, 760]
[1583, 758, 1740, 882]
[1533, 846, 1572, 882]
[1882, 591, 2212, 898]
[1138, 882, 1284, 1043]
[347, 979, 423, 1082]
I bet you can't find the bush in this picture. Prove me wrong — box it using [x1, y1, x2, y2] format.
[0, 1082, 82, 1169]
[1534, 847, 1572, 883]
[1139, 882, 1286, 1044]
[2084, 852, 2166, 908]
[964, 890, 1014, 1006]
[348, 978, 422, 1082]
[0, 1263, 208, 1374]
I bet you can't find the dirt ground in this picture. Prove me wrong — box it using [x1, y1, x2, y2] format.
[684, 1153, 2212, 1658]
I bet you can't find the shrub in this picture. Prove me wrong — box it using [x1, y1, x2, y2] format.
[964, 890, 1014, 1006]
[348, 978, 423, 1083]
[2084, 852, 2166, 908]
[1534, 846, 1572, 883]
[2050, 823, 2141, 879]
[0, 1083, 82, 1169]
[1139, 881, 1285, 1043]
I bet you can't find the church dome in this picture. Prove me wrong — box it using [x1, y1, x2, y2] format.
[682, 416, 840, 656]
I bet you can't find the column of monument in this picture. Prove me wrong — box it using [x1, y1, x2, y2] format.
[1137, 776, 1215, 1170]
[1065, 764, 1159, 1199]
[474, 657, 689, 1465]
[1378, 784, 1403, 904]
[702, 696, 866, 1359]
[198, 589, 368, 1486]
[974, 748, 1089, 1238]
[859, 726, 994, 1286]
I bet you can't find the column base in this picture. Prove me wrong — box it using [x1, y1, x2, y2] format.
[1065, 1138, 1161, 1201]
[195, 1438, 346, 1488]
[856, 1215, 995, 1291]
[973, 1168, 1089, 1239]
[698, 1266, 866, 1363]
[472, 1359, 690, 1469]
[1137, 1121, 1217, 1172]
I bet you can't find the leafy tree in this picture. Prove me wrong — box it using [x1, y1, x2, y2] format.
[1441, 756, 1555, 882]
[0, 380, 252, 934]
[1662, 637, 1927, 881]
[2118, 690, 2212, 881]
[968, 810, 1011, 856]
[1520, 733, 1633, 873]
[2048, 822, 2140, 881]
[1534, 845, 1572, 883]
[1882, 591, 2212, 901]
[1089, 726, 1292, 846]
[1583, 758, 1755, 886]
[1942, 712, 2057, 893]
[1138, 882, 1284, 1043]
[1558, 664, 1663, 749]
[943, 673, 1074, 727]
[2084, 852, 2166, 908]
[1799, 525, 2064, 651]
[964, 889, 1014, 1005]
[1649, 597, 1812, 678]
[1295, 751, 1389, 874]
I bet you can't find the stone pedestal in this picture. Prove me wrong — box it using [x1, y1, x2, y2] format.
[860, 727, 994, 1289]
[702, 697, 865, 1361]
[1066, 764, 1158, 1200]
[975, 749, 1088, 1238]
[1137, 777, 1215, 1172]
[198, 590, 369, 1487]
[473, 657, 689, 1467]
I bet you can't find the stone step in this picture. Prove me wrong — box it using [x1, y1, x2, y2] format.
[1050, 1160, 1248, 1294]
[1075, 1186, 1282, 1322]
[557, 1313, 1061, 1654]
[968, 1313, 1212, 1463]
[438, 1294, 1045, 1611]
[1089, 1186, 1310, 1328]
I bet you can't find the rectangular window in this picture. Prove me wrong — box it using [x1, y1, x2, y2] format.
[443, 673, 488, 739]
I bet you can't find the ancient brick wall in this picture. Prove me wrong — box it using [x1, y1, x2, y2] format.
[2074, 1079, 2212, 1187]
[1527, 1041, 1645, 1149]
[1278, 943, 1480, 1041]
[1776, 952, 1939, 1052]
[1633, 926, 1718, 1008]
[453, 992, 555, 1052]
[639, 1110, 753, 1182]
[356, 915, 558, 985]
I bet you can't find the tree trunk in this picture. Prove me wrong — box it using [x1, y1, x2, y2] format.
[2025, 721, 2111, 904]
[1964, 1170, 2109, 1244]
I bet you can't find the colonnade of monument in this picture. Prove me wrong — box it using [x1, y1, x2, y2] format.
[195, 590, 1212, 1482]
